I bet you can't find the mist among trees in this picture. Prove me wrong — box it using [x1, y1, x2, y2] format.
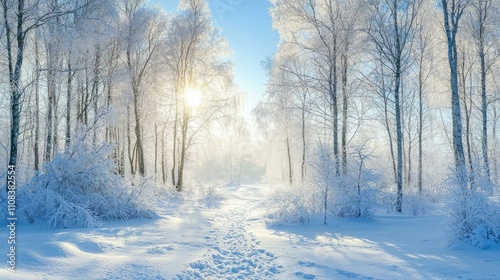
[1, 0, 500, 247]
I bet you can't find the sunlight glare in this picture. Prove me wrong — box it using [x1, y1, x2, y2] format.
[185, 88, 202, 108]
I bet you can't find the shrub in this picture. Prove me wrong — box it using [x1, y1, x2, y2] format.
[446, 169, 500, 248]
[265, 183, 320, 225]
[18, 141, 155, 229]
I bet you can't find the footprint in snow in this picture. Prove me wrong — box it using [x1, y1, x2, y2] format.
[176, 207, 281, 279]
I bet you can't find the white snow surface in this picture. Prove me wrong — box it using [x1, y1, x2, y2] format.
[2, 184, 499, 279]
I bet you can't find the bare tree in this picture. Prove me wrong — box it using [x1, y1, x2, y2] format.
[413, 8, 435, 194]
[441, 0, 470, 185]
[2, 0, 92, 190]
[123, 0, 166, 176]
[468, 0, 497, 184]
[165, 0, 234, 191]
[367, 0, 422, 212]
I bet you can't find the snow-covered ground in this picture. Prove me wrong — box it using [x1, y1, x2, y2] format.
[2, 184, 499, 279]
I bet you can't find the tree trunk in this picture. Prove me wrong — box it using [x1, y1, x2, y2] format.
[477, 1, 491, 183]
[155, 124, 158, 175]
[34, 32, 40, 171]
[172, 91, 179, 186]
[301, 106, 306, 180]
[418, 49, 424, 194]
[45, 44, 55, 163]
[83, 64, 90, 125]
[65, 59, 72, 150]
[460, 54, 476, 188]
[4, 0, 26, 191]
[127, 105, 136, 175]
[442, 0, 467, 186]
[331, 38, 340, 177]
[134, 90, 145, 176]
[493, 107, 499, 183]
[286, 135, 293, 186]
[380, 62, 398, 184]
[341, 53, 348, 176]
[176, 108, 189, 191]
[92, 45, 101, 147]
[162, 126, 167, 184]
[393, 0, 404, 213]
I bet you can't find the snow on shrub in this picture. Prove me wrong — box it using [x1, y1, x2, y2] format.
[18, 141, 155, 229]
[177, 180, 229, 210]
[405, 192, 428, 216]
[330, 176, 377, 219]
[265, 144, 378, 225]
[311, 144, 378, 222]
[265, 183, 320, 225]
[446, 169, 500, 248]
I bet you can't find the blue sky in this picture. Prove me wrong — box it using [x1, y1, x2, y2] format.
[154, 0, 279, 118]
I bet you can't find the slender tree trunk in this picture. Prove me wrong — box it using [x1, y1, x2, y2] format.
[172, 91, 179, 186]
[331, 38, 340, 177]
[395, 73, 404, 214]
[407, 135, 412, 187]
[477, 1, 491, 183]
[286, 135, 293, 186]
[493, 108, 498, 183]
[92, 45, 101, 147]
[155, 124, 158, 175]
[134, 90, 145, 176]
[45, 45, 55, 163]
[4, 0, 26, 191]
[459, 52, 476, 188]
[53, 65, 61, 156]
[84, 64, 90, 125]
[176, 108, 189, 191]
[34, 32, 40, 171]
[380, 62, 398, 184]
[127, 105, 136, 175]
[65, 59, 72, 150]
[77, 80, 83, 123]
[393, 0, 404, 213]
[465, 91, 474, 179]
[162, 126, 167, 184]
[418, 50, 424, 194]
[171, 105, 178, 186]
[384, 94, 397, 184]
[442, 0, 468, 187]
[341, 53, 348, 176]
[301, 106, 306, 180]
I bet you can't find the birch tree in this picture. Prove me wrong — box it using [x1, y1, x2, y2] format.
[166, 0, 234, 191]
[123, 0, 166, 176]
[367, 0, 422, 212]
[467, 0, 499, 185]
[2, 0, 92, 190]
[441, 0, 470, 185]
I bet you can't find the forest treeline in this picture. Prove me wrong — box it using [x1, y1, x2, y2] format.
[1, 0, 245, 190]
[0, 0, 247, 227]
[1, 0, 499, 244]
[257, 0, 500, 244]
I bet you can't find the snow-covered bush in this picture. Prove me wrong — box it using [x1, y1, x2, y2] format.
[180, 181, 229, 208]
[446, 169, 500, 248]
[311, 144, 378, 221]
[18, 142, 155, 228]
[265, 183, 321, 225]
[330, 176, 377, 219]
[265, 144, 378, 225]
[404, 192, 428, 216]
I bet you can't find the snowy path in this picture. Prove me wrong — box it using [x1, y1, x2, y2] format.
[176, 185, 281, 279]
[2, 184, 500, 279]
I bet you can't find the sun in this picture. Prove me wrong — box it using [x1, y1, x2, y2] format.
[185, 88, 202, 108]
